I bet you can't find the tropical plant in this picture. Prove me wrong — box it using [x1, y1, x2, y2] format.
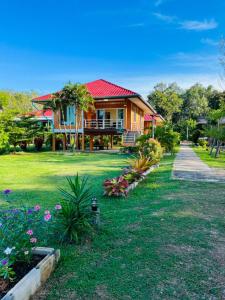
[45, 83, 94, 150]
[57, 174, 93, 243]
[155, 124, 180, 154]
[123, 170, 143, 184]
[136, 136, 163, 161]
[103, 176, 129, 197]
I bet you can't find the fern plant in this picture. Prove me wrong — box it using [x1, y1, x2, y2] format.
[58, 174, 93, 243]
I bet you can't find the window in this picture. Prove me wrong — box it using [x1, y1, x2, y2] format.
[60, 105, 75, 125]
[117, 109, 124, 120]
[97, 110, 105, 120]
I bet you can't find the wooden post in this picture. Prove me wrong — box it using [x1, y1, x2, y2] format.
[75, 133, 79, 150]
[82, 133, 85, 151]
[52, 134, 56, 152]
[90, 135, 94, 152]
[63, 134, 66, 151]
[110, 135, 113, 149]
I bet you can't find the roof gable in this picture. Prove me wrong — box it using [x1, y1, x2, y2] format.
[32, 79, 139, 102]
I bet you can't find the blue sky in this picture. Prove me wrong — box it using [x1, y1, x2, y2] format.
[0, 0, 224, 98]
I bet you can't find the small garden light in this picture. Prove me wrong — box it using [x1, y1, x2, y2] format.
[91, 197, 98, 212]
[91, 197, 100, 226]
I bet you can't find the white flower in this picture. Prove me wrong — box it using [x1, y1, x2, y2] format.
[24, 251, 29, 255]
[4, 247, 13, 255]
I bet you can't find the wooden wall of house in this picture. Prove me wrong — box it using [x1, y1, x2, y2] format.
[130, 101, 144, 132]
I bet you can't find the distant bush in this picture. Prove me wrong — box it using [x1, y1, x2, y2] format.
[198, 138, 208, 149]
[34, 137, 44, 151]
[155, 125, 180, 154]
[120, 146, 138, 154]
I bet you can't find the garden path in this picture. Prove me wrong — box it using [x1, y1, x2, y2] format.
[173, 144, 225, 183]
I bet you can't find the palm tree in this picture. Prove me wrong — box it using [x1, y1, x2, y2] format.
[45, 83, 94, 151]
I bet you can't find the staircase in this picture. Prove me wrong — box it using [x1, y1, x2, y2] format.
[122, 131, 139, 146]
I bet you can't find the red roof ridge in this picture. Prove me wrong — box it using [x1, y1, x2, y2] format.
[88, 79, 139, 97]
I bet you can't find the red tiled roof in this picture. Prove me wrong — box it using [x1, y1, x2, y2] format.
[85, 79, 138, 98]
[144, 114, 155, 121]
[144, 114, 164, 122]
[29, 109, 53, 118]
[32, 79, 139, 102]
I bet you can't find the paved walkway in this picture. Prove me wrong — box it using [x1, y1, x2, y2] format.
[173, 144, 225, 183]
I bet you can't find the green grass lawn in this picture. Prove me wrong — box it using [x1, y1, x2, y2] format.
[1, 152, 225, 299]
[193, 146, 225, 169]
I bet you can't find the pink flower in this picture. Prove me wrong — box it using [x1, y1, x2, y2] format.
[26, 229, 33, 236]
[34, 205, 40, 211]
[44, 213, 51, 221]
[30, 237, 37, 243]
[44, 210, 50, 215]
[55, 204, 62, 210]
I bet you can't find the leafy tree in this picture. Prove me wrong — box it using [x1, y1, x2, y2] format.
[0, 90, 36, 114]
[148, 83, 183, 122]
[182, 84, 209, 119]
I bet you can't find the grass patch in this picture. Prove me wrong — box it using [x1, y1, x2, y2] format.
[193, 146, 225, 169]
[1, 152, 225, 299]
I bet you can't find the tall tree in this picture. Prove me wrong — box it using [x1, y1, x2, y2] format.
[148, 82, 183, 122]
[182, 84, 209, 119]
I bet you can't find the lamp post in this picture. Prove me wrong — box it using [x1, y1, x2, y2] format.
[91, 197, 100, 226]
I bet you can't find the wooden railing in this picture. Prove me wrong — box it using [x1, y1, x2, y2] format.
[84, 119, 124, 129]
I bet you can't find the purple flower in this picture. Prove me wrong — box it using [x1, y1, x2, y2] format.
[55, 204, 62, 210]
[27, 208, 33, 215]
[3, 189, 12, 195]
[1, 259, 8, 266]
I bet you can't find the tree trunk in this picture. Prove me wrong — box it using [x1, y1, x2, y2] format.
[215, 140, 221, 158]
[209, 138, 216, 156]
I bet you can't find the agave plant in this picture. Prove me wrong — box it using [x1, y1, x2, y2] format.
[58, 174, 93, 243]
[128, 152, 157, 173]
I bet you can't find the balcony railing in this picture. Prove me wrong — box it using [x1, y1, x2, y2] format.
[84, 119, 124, 130]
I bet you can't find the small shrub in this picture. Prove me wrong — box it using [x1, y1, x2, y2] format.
[34, 137, 44, 151]
[198, 138, 208, 149]
[123, 170, 143, 184]
[120, 146, 138, 154]
[103, 176, 129, 197]
[128, 154, 156, 173]
[136, 136, 163, 162]
[57, 174, 93, 243]
[155, 125, 180, 154]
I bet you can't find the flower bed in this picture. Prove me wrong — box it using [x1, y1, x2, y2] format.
[0, 199, 62, 298]
[103, 163, 159, 197]
[104, 137, 163, 197]
[1, 247, 60, 300]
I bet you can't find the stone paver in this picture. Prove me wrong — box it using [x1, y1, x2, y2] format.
[173, 144, 225, 183]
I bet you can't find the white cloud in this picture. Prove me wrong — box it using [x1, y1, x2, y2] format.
[180, 19, 218, 31]
[125, 23, 145, 28]
[201, 38, 219, 47]
[167, 52, 220, 74]
[153, 12, 175, 23]
[153, 13, 218, 32]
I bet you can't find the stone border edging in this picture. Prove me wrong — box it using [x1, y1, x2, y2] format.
[2, 247, 60, 300]
[125, 164, 159, 193]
